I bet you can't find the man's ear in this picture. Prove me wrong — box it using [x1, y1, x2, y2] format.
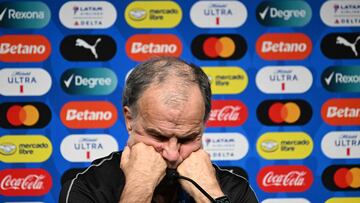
[123, 106, 133, 132]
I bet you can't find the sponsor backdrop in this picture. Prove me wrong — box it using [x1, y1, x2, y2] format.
[0, 0, 359, 202]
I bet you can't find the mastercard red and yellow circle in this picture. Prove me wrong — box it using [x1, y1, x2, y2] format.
[203, 36, 236, 58]
[268, 102, 301, 123]
[334, 167, 360, 188]
[6, 105, 40, 126]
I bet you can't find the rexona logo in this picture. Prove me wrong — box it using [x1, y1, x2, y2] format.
[256, 66, 312, 94]
[0, 68, 51, 96]
[0, 35, 51, 62]
[0, 168, 52, 196]
[126, 34, 182, 62]
[192, 34, 246, 60]
[61, 35, 116, 61]
[257, 0, 311, 27]
[0, 102, 51, 129]
[60, 134, 118, 162]
[60, 101, 117, 129]
[322, 165, 360, 191]
[59, 1, 116, 29]
[321, 98, 360, 126]
[262, 198, 310, 203]
[0, 135, 52, 163]
[321, 0, 360, 27]
[321, 66, 360, 93]
[203, 133, 248, 161]
[0, 1, 50, 29]
[190, 1, 247, 28]
[257, 132, 313, 160]
[321, 33, 360, 59]
[321, 131, 360, 159]
[257, 165, 313, 192]
[207, 100, 248, 127]
[257, 100, 312, 126]
[325, 197, 360, 203]
[202, 67, 248, 94]
[61, 68, 117, 95]
[125, 1, 182, 28]
[256, 33, 312, 60]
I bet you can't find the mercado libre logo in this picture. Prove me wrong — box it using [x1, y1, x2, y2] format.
[192, 34, 247, 60]
[0, 102, 51, 129]
[322, 165, 360, 191]
[321, 66, 360, 93]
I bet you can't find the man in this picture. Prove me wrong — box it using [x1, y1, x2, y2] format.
[59, 57, 258, 203]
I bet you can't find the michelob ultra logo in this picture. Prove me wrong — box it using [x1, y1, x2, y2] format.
[126, 34, 182, 62]
[322, 165, 360, 191]
[61, 68, 117, 95]
[256, 0, 311, 27]
[321, 0, 360, 27]
[256, 33, 312, 60]
[256, 66, 312, 94]
[0, 35, 51, 62]
[0, 135, 52, 163]
[257, 132, 313, 160]
[325, 197, 360, 203]
[321, 98, 360, 126]
[190, 1, 247, 28]
[0, 1, 50, 29]
[202, 67, 248, 94]
[321, 131, 360, 159]
[0, 68, 51, 96]
[321, 33, 360, 59]
[207, 100, 248, 127]
[262, 198, 310, 203]
[322, 66, 360, 93]
[125, 1, 182, 28]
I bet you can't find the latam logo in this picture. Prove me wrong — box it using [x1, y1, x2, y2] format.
[207, 100, 248, 127]
[0, 102, 51, 129]
[256, 0, 311, 27]
[59, 1, 116, 29]
[126, 34, 182, 62]
[256, 33, 312, 60]
[192, 34, 247, 60]
[125, 1, 182, 28]
[61, 35, 116, 61]
[190, 1, 247, 28]
[60, 101, 117, 129]
[0, 135, 52, 163]
[321, 98, 360, 126]
[257, 132, 313, 160]
[257, 100, 312, 126]
[0, 1, 50, 29]
[320, 0, 360, 27]
[60, 134, 118, 162]
[256, 66, 313, 94]
[0, 35, 51, 62]
[203, 133, 248, 161]
[0, 68, 51, 96]
[257, 165, 313, 192]
[321, 33, 360, 59]
[61, 68, 117, 95]
[0, 168, 52, 196]
[321, 131, 360, 159]
[325, 197, 360, 203]
[322, 165, 360, 191]
[262, 198, 310, 203]
[322, 66, 360, 93]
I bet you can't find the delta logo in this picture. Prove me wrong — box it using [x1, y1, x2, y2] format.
[190, 1, 247, 28]
[0, 35, 51, 62]
[0, 102, 51, 129]
[256, 33, 312, 60]
[321, 98, 360, 126]
[321, 131, 360, 159]
[257, 165, 313, 192]
[322, 165, 360, 191]
[0, 168, 52, 196]
[256, 66, 313, 94]
[257, 100, 312, 126]
[126, 34, 182, 62]
[321, 33, 360, 59]
[60, 101, 117, 129]
[320, 0, 360, 27]
[192, 34, 247, 60]
[207, 100, 248, 127]
[321, 66, 360, 93]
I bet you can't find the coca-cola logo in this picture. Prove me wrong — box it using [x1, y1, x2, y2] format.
[0, 168, 52, 196]
[257, 165, 313, 192]
[206, 100, 248, 127]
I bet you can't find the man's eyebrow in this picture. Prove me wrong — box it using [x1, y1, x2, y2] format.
[145, 128, 166, 137]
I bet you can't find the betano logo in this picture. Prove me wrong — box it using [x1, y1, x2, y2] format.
[322, 66, 360, 92]
[125, 1, 182, 28]
[207, 100, 248, 127]
[256, 33, 312, 60]
[321, 33, 360, 59]
[202, 67, 248, 94]
[321, 0, 360, 27]
[326, 197, 360, 203]
[321, 98, 360, 126]
[192, 34, 246, 60]
[322, 165, 360, 191]
[190, 1, 247, 28]
[126, 34, 182, 62]
[321, 131, 360, 159]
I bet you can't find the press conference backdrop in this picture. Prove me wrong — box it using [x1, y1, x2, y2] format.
[0, 0, 359, 202]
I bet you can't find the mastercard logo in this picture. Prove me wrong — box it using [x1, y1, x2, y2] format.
[322, 165, 360, 191]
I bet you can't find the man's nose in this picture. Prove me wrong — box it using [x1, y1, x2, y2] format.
[162, 138, 180, 163]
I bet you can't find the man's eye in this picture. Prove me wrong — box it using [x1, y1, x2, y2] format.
[152, 135, 168, 142]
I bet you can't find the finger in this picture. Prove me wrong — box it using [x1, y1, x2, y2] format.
[120, 146, 130, 168]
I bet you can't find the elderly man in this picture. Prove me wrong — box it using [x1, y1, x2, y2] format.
[59, 57, 258, 203]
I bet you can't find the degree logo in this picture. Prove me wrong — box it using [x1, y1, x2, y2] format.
[321, 33, 360, 59]
[322, 165, 360, 191]
[321, 131, 360, 159]
[321, 98, 360, 126]
[321, 66, 360, 93]
[320, 0, 360, 27]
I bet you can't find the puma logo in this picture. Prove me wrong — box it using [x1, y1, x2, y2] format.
[336, 36, 360, 56]
[75, 38, 101, 59]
